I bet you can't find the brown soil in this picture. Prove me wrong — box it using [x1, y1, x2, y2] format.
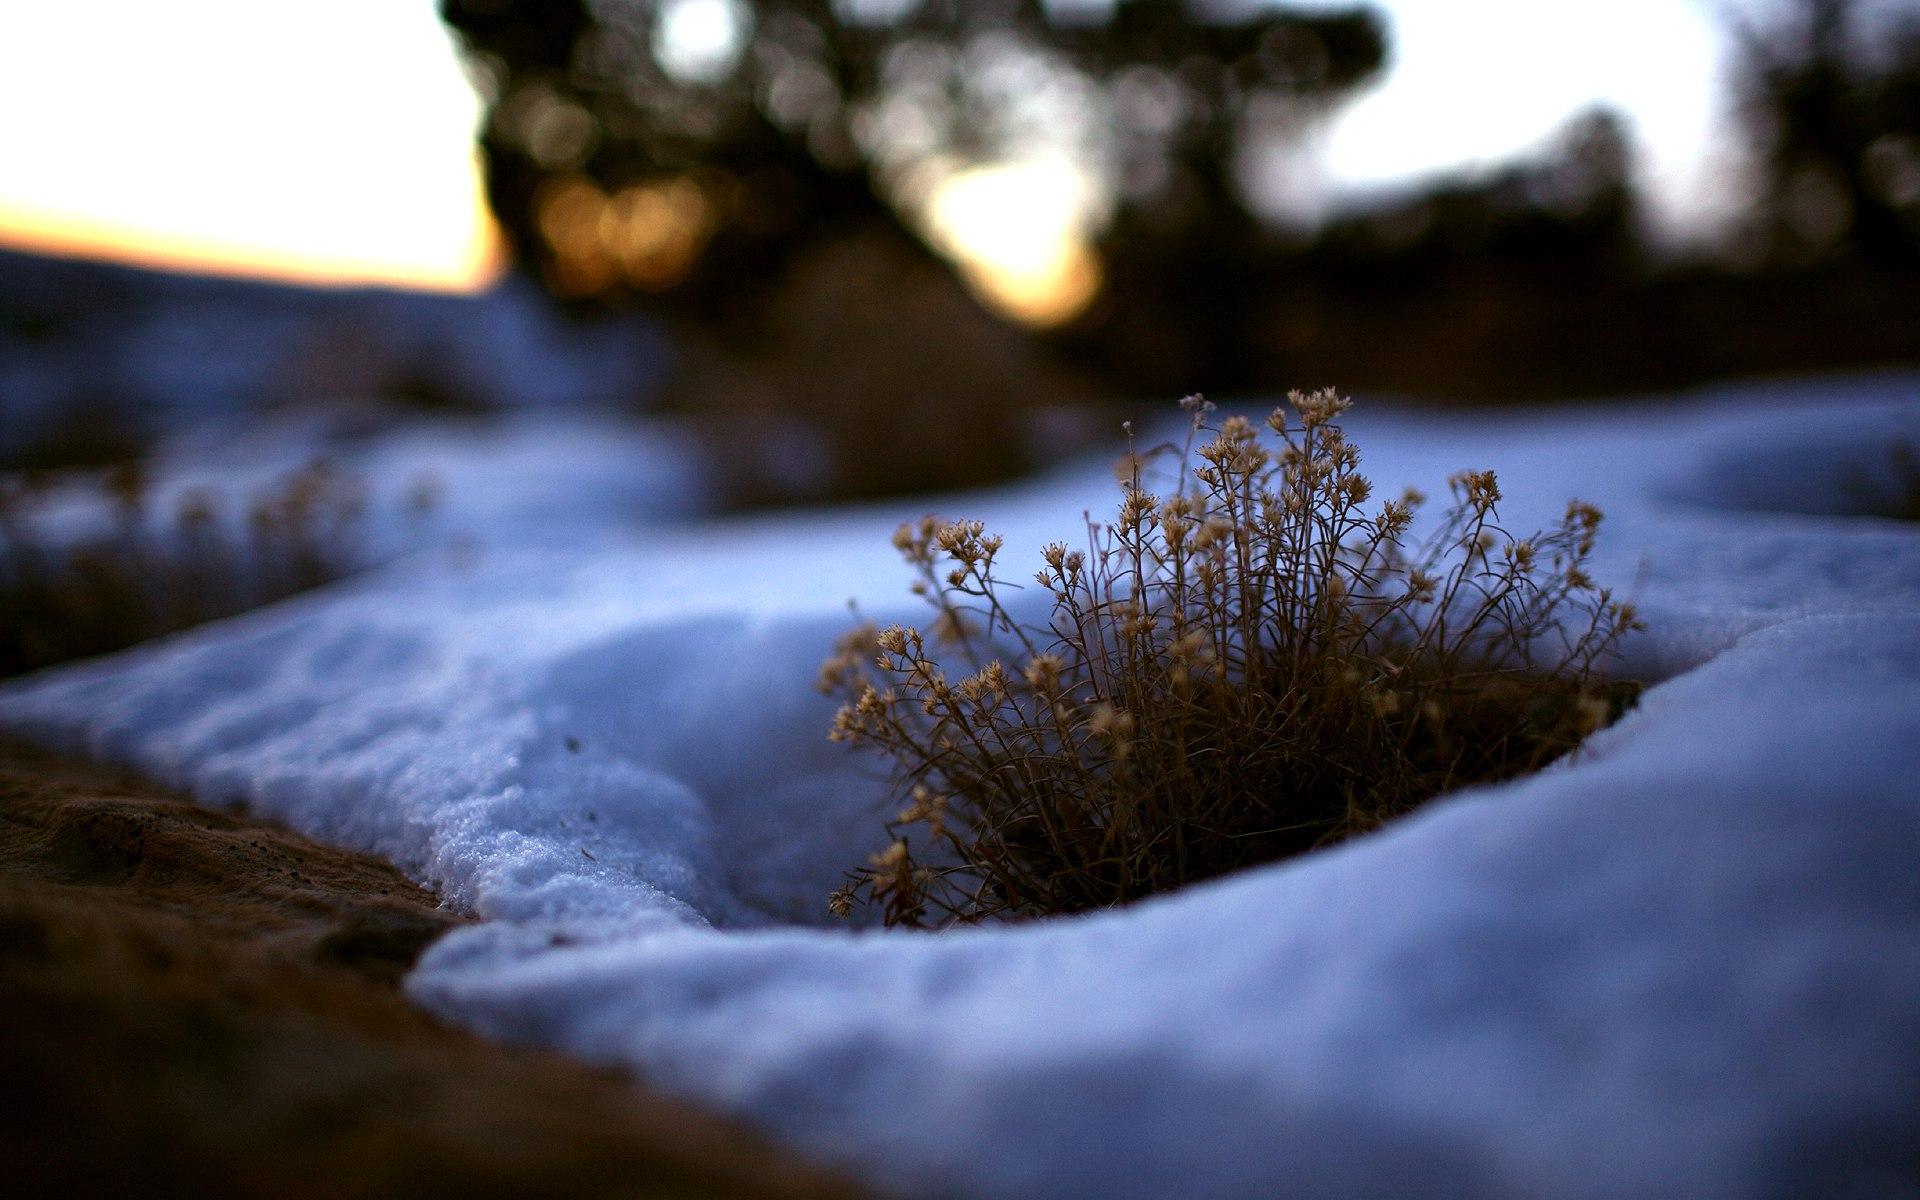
[0, 738, 864, 1200]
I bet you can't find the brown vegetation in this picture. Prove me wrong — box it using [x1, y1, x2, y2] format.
[823, 392, 1641, 927]
[0, 738, 862, 1200]
[0, 461, 409, 679]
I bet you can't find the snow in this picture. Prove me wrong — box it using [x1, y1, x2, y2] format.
[4, 373, 1919, 1197]
[8, 410, 709, 570]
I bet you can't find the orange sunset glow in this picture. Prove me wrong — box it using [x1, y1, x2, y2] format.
[0, 0, 502, 292]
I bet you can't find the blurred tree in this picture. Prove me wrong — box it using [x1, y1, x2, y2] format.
[1099, 104, 1646, 397]
[1240, 106, 1656, 403]
[1732, 0, 1920, 266]
[439, 0, 1387, 498]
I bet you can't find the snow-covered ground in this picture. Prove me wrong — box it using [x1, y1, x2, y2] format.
[24, 410, 707, 549]
[4, 374, 1918, 1198]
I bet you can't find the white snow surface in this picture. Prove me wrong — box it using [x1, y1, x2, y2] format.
[4, 375, 1919, 1198]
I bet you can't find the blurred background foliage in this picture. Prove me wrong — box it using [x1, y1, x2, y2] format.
[442, 0, 1395, 496]
[3, 1, 1916, 505]
[438, 0, 1920, 497]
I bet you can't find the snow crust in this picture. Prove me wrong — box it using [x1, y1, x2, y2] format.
[4, 375, 1918, 1197]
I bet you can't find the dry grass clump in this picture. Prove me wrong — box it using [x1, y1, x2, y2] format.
[0, 460, 408, 679]
[821, 391, 1642, 927]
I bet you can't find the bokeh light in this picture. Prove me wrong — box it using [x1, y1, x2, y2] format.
[534, 173, 717, 295]
[920, 159, 1104, 328]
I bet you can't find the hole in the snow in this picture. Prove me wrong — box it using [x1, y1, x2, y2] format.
[1668, 419, 1920, 521]
[1849, 443, 1920, 521]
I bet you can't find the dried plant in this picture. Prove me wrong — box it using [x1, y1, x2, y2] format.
[0, 460, 417, 679]
[821, 391, 1642, 927]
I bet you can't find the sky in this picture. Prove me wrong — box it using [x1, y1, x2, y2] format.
[0, 0, 1736, 294]
[1309, 0, 1734, 230]
[0, 0, 500, 291]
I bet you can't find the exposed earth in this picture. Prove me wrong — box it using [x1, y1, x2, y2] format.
[0, 738, 862, 1200]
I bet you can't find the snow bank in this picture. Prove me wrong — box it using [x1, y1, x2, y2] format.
[4, 374, 1918, 1197]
